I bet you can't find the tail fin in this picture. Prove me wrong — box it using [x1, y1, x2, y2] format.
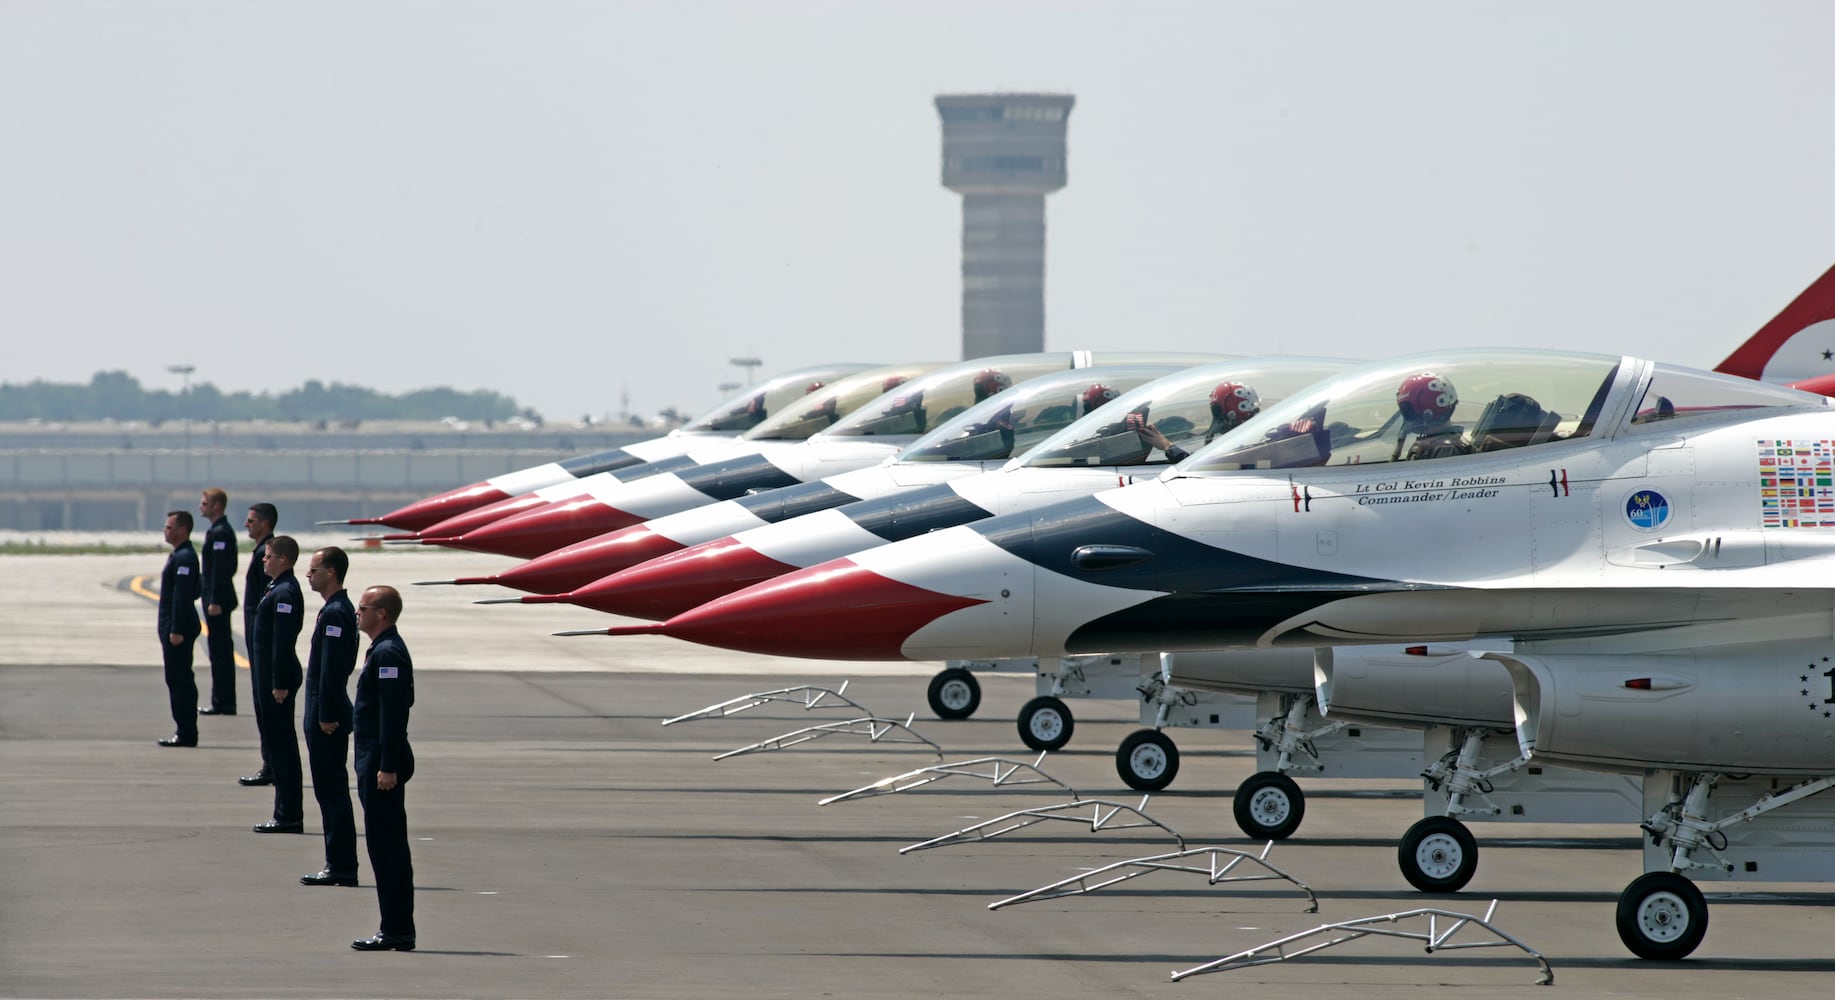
[1714, 264, 1835, 383]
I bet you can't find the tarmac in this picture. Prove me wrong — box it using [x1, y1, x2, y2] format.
[6, 546, 1835, 998]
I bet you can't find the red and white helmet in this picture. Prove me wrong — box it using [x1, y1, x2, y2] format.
[1207, 381, 1261, 433]
[881, 375, 909, 393]
[972, 368, 1013, 402]
[805, 381, 826, 394]
[1079, 383, 1119, 415]
[1396, 372, 1458, 426]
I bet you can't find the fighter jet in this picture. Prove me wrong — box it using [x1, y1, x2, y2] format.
[331, 363, 874, 532]
[457, 362, 1230, 598]
[585, 347, 1835, 959]
[389, 363, 938, 545]
[550, 358, 1357, 620]
[429, 352, 1219, 559]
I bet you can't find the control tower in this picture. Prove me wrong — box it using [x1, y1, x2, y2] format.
[935, 93, 1075, 359]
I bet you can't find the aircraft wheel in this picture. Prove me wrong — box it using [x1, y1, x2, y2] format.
[1232, 771, 1306, 840]
[1397, 816, 1478, 893]
[1115, 729, 1180, 791]
[926, 668, 981, 720]
[1616, 872, 1708, 961]
[1017, 696, 1074, 751]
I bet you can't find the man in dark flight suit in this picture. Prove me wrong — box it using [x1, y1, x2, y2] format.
[239, 503, 278, 786]
[250, 534, 305, 834]
[299, 546, 360, 885]
[155, 510, 202, 748]
[350, 585, 416, 951]
[197, 488, 239, 716]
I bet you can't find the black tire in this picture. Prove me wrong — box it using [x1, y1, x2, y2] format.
[1017, 696, 1074, 751]
[1616, 872, 1708, 961]
[1115, 729, 1180, 791]
[1397, 815, 1479, 893]
[1232, 771, 1306, 840]
[926, 668, 981, 720]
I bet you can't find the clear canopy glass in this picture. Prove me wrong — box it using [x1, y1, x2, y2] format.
[897, 365, 1191, 463]
[1179, 350, 1825, 474]
[681, 363, 876, 434]
[741, 363, 942, 441]
[1021, 358, 1360, 468]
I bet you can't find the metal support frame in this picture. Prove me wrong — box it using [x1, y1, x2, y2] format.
[989, 842, 1317, 913]
[1171, 900, 1552, 986]
[1643, 772, 1835, 876]
[1253, 694, 1346, 774]
[819, 752, 1073, 806]
[1422, 727, 1530, 819]
[712, 714, 943, 761]
[661, 683, 870, 726]
[900, 795, 1183, 854]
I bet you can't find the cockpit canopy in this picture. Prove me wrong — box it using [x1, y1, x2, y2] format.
[683, 364, 877, 434]
[1182, 350, 1828, 474]
[741, 363, 942, 441]
[819, 351, 1228, 442]
[897, 365, 1192, 464]
[1020, 358, 1360, 469]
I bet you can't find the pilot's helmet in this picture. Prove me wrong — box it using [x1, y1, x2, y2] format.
[881, 375, 909, 393]
[805, 381, 826, 394]
[1396, 372, 1457, 427]
[1206, 381, 1261, 438]
[743, 392, 767, 422]
[1079, 383, 1119, 415]
[972, 368, 1013, 402]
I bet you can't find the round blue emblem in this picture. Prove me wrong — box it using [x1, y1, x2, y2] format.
[1624, 488, 1671, 531]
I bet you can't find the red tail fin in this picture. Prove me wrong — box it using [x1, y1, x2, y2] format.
[1715, 264, 1835, 383]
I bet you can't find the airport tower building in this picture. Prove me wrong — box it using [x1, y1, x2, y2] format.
[935, 93, 1074, 359]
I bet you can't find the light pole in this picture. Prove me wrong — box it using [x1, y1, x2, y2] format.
[729, 356, 762, 387]
[167, 364, 195, 477]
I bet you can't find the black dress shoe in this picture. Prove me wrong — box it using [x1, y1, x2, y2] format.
[252, 820, 304, 834]
[301, 868, 358, 887]
[156, 734, 197, 747]
[238, 770, 273, 786]
[198, 706, 235, 716]
[351, 933, 416, 952]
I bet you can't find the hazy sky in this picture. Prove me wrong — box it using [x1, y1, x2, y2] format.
[4, 2, 1833, 422]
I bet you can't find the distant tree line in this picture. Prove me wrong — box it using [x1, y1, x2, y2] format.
[0, 371, 538, 425]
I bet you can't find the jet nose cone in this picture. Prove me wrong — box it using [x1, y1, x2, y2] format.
[638, 559, 988, 660]
[367, 481, 505, 531]
[570, 536, 797, 620]
[453, 497, 644, 559]
[415, 493, 553, 544]
[488, 526, 688, 596]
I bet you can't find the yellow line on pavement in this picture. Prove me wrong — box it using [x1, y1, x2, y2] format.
[129, 574, 250, 669]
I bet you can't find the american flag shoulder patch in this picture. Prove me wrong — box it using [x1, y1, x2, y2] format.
[213, 540, 227, 549]
[325, 625, 342, 637]
[177, 566, 190, 575]
[379, 666, 399, 679]
[278, 602, 294, 613]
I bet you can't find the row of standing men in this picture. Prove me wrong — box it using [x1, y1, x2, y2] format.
[154, 488, 418, 952]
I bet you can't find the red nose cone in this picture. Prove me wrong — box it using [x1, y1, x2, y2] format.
[641, 559, 987, 660]
[451, 497, 644, 559]
[368, 482, 507, 532]
[415, 493, 553, 543]
[489, 526, 689, 595]
[571, 537, 798, 620]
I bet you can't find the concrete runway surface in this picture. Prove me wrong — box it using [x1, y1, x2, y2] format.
[6, 548, 1835, 998]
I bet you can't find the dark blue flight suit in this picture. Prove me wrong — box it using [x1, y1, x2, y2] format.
[157, 540, 202, 742]
[244, 537, 272, 775]
[251, 568, 305, 826]
[355, 626, 415, 940]
[305, 589, 359, 876]
[200, 515, 239, 713]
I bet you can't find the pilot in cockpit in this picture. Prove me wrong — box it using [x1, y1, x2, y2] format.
[1131, 381, 1261, 463]
[1394, 371, 1472, 461]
